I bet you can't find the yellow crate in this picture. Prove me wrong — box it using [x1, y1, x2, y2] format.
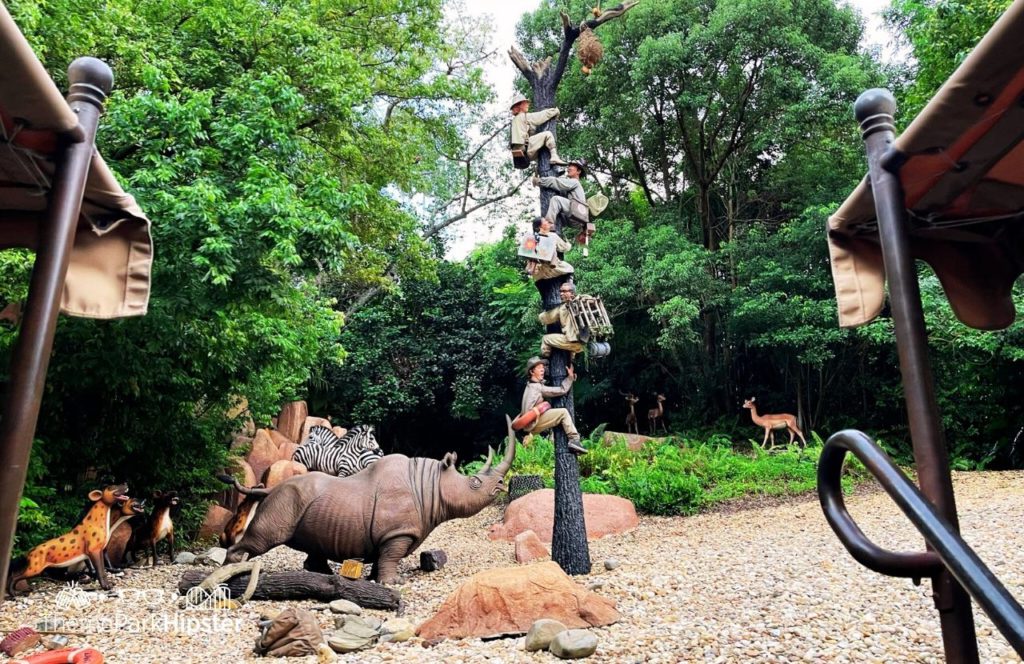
[339, 559, 364, 579]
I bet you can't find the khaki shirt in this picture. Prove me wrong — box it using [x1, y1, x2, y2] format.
[510, 107, 559, 147]
[539, 175, 586, 205]
[520, 374, 574, 416]
[532, 233, 573, 282]
[538, 302, 580, 341]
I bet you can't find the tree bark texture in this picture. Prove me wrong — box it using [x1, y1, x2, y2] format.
[177, 570, 401, 610]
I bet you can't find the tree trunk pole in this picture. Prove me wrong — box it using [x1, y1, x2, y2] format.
[509, 1, 639, 578]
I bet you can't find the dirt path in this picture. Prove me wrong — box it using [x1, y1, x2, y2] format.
[3, 471, 1022, 662]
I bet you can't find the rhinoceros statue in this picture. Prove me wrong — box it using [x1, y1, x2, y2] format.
[224, 417, 518, 584]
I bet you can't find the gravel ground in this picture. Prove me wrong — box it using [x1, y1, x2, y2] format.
[2, 470, 1023, 663]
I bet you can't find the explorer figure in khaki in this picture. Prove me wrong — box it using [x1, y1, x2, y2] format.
[519, 357, 587, 455]
[510, 93, 568, 166]
[527, 216, 574, 282]
[539, 281, 585, 359]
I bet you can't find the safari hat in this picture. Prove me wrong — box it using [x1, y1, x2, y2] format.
[568, 158, 588, 176]
[510, 92, 530, 111]
[525, 356, 548, 375]
[587, 193, 609, 217]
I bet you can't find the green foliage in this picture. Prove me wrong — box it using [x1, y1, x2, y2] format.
[484, 431, 859, 517]
[3, 0, 498, 550]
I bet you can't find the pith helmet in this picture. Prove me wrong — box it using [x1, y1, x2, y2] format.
[568, 158, 588, 175]
[510, 92, 530, 111]
[525, 356, 548, 375]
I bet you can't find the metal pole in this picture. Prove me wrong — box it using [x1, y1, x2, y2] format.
[854, 88, 978, 663]
[0, 57, 113, 600]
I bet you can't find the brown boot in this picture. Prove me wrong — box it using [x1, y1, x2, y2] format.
[568, 437, 588, 455]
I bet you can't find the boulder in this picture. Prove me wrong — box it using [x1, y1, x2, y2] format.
[525, 619, 567, 652]
[601, 431, 661, 451]
[175, 552, 196, 565]
[277, 401, 308, 443]
[198, 505, 233, 541]
[550, 629, 598, 659]
[301, 416, 333, 445]
[332, 426, 348, 438]
[278, 442, 299, 463]
[416, 561, 619, 640]
[262, 460, 307, 488]
[488, 490, 639, 543]
[514, 530, 550, 564]
[269, 429, 294, 449]
[230, 434, 253, 452]
[247, 429, 279, 481]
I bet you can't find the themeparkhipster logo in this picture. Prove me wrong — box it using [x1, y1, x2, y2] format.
[46, 581, 246, 634]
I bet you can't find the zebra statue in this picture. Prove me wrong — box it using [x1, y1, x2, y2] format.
[292, 425, 383, 478]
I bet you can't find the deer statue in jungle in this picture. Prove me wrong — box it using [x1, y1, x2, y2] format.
[647, 394, 667, 436]
[621, 391, 640, 435]
[742, 397, 807, 449]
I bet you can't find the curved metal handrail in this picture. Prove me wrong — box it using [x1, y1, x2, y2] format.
[818, 429, 1024, 657]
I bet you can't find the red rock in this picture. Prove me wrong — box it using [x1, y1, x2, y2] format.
[416, 561, 618, 640]
[514, 530, 550, 564]
[278, 441, 299, 463]
[262, 460, 293, 488]
[198, 504, 233, 540]
[276, 401, 307, 443]
[247, 429, 278, 481]
[332, 426, 348, 438]
[269, 429, 293, 449]
[488, 489, 638, 543]
[300, 416, 333, 445]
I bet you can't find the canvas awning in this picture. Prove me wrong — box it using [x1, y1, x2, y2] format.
[0, 4, 151, 318]
[828, 0, 1024, 330]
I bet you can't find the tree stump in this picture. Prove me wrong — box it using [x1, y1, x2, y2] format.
[177, 570, 400, 610]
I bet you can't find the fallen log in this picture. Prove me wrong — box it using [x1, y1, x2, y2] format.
[177, 570, 400, 610]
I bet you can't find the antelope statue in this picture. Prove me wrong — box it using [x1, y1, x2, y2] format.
[648, 394, 667, 436]
[621, 391, 640, 435]
[742, 397, 807, 449]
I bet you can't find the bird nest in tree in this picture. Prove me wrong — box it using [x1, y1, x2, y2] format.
[577, 26, 603, 75]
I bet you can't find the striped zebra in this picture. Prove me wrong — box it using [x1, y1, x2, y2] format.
[292, 425, 383, 477]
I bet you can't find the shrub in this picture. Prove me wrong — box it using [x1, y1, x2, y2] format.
[465, 429, 864, 517]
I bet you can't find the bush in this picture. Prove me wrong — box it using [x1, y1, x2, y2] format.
[466, 429, 864, 517]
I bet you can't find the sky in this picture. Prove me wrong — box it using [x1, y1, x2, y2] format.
[443, 0, 901, 260]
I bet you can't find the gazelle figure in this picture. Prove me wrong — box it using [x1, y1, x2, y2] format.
[621, 391, 640, 435]
[742, 397, 807, 449]
[647, 394, 667, 436]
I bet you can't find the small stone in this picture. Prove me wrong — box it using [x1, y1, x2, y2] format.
[42, 635, 70, 650]
[549, 629, 598, 659]
[195, 547, 227, 566]
[420, 549, 448, 571]
[329, 599, 363, 616]
[341, 617, 380, 639]
[174, 551, 196, 565]
[380, 618, 415, 643]
[317, 642, 338, 662]
[603, 558, 620, 571]
[328, 632, 374, 653]
[525, 619, 568, 652]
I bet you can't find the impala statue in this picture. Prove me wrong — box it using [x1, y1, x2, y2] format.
[621, 391, 640, 435]
[742, 397, 807, 449]
[648, 394, 667, 436]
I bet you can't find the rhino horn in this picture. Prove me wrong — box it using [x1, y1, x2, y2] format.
[480, 446, 495, 473]
[493, 415, 518, 478]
